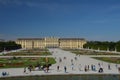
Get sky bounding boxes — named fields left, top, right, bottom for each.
left=0, top=0, right=120, bottom=41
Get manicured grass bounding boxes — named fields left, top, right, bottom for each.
left=0, top=57, right=56, bottom=68
left=92, top=57, right=120, bottom=64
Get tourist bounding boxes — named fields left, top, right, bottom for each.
left=43, top=67, right=47, bottom=72
left=108, top=64, right=111, bottom=70
left=93, top=65, right=96, bottom=71
left=118, top=67, right=120, bottom=73
left=87, top=65, right=89, bottom=71
left=28, top=65, right=32, bottom=72
left=71, top=59, right=73, bottom=63
left=57, top=65, right=59, bottom=71
left=84, top=65, right=88, bottom=72
left=91, top=64, right=94, bottom=71
left=64, top=66, right=67, bottom=73
left=71, top=63, right=74, bottom=71
left=98, top=62, right=100, bottom=67
left=79, top=54, right=80, bottom=57
left=64, top=57, right=66, bottom=59
left=24, top=67, right=26, bottom=73
left=78, top=64, right=82, bottom=71
left=98, top=65, right=103, bottom=73
left=59, top=57, right=62, bottom=62
left=2, top=71, right=9, bottom=76
left=46, top=66, right=49, bottom=73
left=74, top=56, right=77, bottom=60
left=115, top=64, right=118, bottom=69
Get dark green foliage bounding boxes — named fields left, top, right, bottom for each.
left=0, top=41, right=21, bottom=52
left=83, top=41, right=120, bottom=51
left=116, top=41, right=120, bottom=52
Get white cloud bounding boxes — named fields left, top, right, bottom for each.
left=0, top=0, right=60, bottom=11
left=0, top=0, right=37, bottom=7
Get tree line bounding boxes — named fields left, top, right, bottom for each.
left=0, top=41, right=21, bottom=52
left=83, top=41, right=120, bottom=52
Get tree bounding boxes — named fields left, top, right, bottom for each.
left=83, top=41, right=116, bottom=51
left=0, top=41, right=21, bottom=52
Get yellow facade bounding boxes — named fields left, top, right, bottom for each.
left=16, top=37, right=86, bottom=49
left=59, top=38, right=86, bottom=49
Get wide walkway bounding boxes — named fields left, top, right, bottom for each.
left=0, top=48, right=120, bottom=77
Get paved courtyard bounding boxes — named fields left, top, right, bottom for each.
left=0, top=48, right=120, bottom=77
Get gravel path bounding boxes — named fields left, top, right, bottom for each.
left=0, top=48, right=120, bottom=77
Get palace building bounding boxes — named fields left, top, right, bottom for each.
left=15, top=37, right=86, bottom=49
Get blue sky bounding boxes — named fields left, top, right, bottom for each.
left=0, top=0, right=120, bottom=41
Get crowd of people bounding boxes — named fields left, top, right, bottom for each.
left=55, top=56, right=120, bottom=73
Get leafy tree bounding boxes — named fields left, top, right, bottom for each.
left=0, top=41, right=21, bottom=52
left=83, top=41, right=117, bottom=51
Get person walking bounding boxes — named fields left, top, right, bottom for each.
left=84, top=65, right=88, bottom=72
left=91, top=64, right=94, bottom=71
left=24, top=67, right=26, bottom=73
left=98, top=65, right=103, bottom=73
left=64, top=66, right=67, bottom=73
left=93, top=65, right=96, bottom=71
left=71, top=59, right=73, bottom=63
left=78, top=64, right=82, bottom=71
left=57, top=65, right=59, bottom=71
left=108, top=64, right=111, bottom=70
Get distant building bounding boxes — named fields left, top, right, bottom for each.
left=15, top=37, right=87, bottom=49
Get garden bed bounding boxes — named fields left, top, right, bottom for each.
left=0, top=57, right=56, bottom=68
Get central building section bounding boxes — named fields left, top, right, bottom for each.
left=45, top=37, right=59, bottom=48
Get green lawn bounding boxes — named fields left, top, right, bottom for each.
left=63, top=49, right=120, bottom=55
left=92, top=57, right=120, bottom=64
left=0, top=57, right=56, bottom=68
